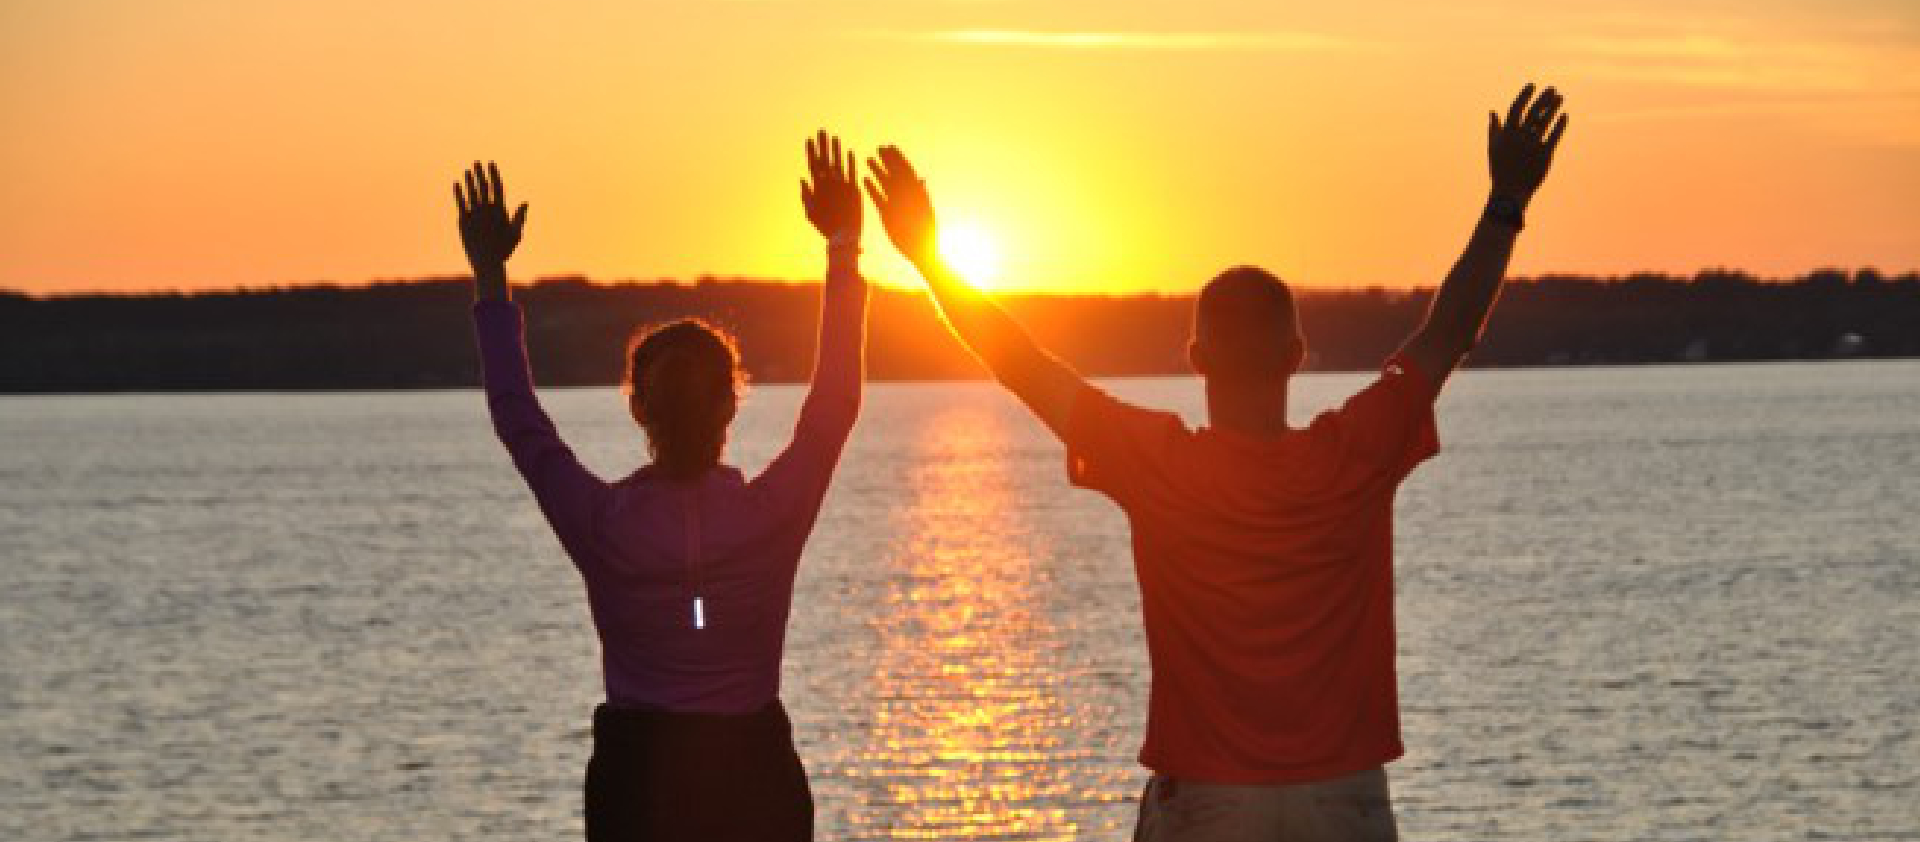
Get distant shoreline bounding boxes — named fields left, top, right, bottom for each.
left=4, top=271, right=1914, bottom=392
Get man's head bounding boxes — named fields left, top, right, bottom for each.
left=1189, top=266, right=1305, bottom=383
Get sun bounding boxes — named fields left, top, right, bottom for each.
left=938, top=222, right=1003, bottom=288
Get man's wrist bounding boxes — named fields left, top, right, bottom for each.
left=902, top=244, right=940, bottom=272
left=1483, top=190, right=1529, bottom=231
left=1488, top=184, right=1533, bottom=209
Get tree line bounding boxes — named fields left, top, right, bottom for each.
left=2, top=268, right=1914, bottom=392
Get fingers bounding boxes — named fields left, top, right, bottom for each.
left=1504, top=83, right=1534, bottom=130
left=488, top=161, right=505, bottom=206
left=465, top=168, right=482, bottom=210
left=1524, top=87, right=1562, bottom=134
left=879, top=145, right=917, bottom=182
left=867, top=146, right=921, bottom=195
left=810, top=130, right=864, bottom=187
left=511, top=202, right=528, bottom=232
left=1545, top=113, right=1569, bottom=156
left=801, top=178, right=815, bottom=214
left=453, top=182, right=468, bottom=216
left=1488, top=111, right=1499, bottom=146
left=863, top=177, right=888, bottom=213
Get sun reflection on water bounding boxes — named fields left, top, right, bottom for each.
left=849, top=404, right=1082, bottom=841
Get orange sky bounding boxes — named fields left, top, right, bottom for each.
left=3, top=0, right=1916, bottom=295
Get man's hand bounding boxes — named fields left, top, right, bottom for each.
left=1488, top=84, right=1568, bottom=204
left=801, top=131, right=862, bottom=245
left=454, top=161, right=528, bottom=300
left=863, top=146, right=937, bottom=266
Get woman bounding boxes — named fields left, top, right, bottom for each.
left=453, top=132, right=867, bottom=840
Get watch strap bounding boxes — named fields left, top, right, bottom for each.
left=1485, top=195, right=1526, bottom=231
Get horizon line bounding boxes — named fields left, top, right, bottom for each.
left=6, top=266, right=1917, bottom=301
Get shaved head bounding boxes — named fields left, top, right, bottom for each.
left=1191, top=266, right=1304, bottom=379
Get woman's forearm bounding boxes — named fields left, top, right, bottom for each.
left=807, top=243, right=868, bottom=418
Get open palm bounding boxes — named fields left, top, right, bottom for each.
left=454, top=161, right=528, bottom=272
left=801, top=131, right=862, bottom=243
left=863, top=146, right=938, bottom=266
left=1488, top=84, right=1568, bottom=201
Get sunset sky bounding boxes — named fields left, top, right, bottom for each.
left=3, top=0, right=1916, bottom=295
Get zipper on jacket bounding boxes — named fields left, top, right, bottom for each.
left=684, top=487, right=706, bottom=630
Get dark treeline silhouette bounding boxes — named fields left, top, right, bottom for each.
left=2, top=268, right=1914, bottom=392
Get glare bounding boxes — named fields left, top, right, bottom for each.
left=939, top=222, right=1004, bottom=288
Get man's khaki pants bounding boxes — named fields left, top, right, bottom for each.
left=1131, top=767, right=1398, bottom=842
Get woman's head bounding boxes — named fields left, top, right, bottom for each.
left=625, top=319, right=743, bottom=480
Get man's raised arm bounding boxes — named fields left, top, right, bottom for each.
left=864, top=146, right=1083, bottom=439
left=1400, top=83, right=1570, bottom=389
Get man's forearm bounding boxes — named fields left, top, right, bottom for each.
left=1416, top=192, right=1524, bottom=357
left=1432, top=200, right=1521, bottom=341
left=908, top=254, right=1080, bottom=436
left=911, top=256, right=1036, bottom=375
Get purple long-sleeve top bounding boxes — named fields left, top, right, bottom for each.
left=474, top=251, right=866, bottom=714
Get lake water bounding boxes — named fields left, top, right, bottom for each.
left=2, top=361, right=1917, bottom=841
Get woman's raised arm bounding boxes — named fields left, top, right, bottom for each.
left=754, top=132, right=869, bottom=497
left=458, top=161, right=610, bottom=552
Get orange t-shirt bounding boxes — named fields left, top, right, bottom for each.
left=1065, top=357, right=1440, bottom=784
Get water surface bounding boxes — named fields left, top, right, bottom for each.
left=2, top=361, right=1916, bottom=840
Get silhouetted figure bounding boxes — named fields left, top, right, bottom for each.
left=455, top=132, right=869, bottom=841
left=865, top=85, right=1569, bottom=841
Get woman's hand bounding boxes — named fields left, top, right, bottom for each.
left=863, top=145, right=937, bottom=267
left=801, top=131, right=862, bottom=246
left=454, top=161, right=528, bottom=300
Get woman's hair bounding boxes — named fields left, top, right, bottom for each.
left=624, top=319, right=744, bottom=480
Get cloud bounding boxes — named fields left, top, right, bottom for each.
left=1558, top=32, right=1920, bottom=95
left=1561, top=34, right=1747, bottom=60
left=913, top=29, right=1354, bottom=51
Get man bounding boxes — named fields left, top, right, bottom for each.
left=863, top=83, right=1569, bottom=840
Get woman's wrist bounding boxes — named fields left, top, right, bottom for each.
left=472, top=263, right=510, bottom=301
left=825, top=236, right=860, bottom=278
left=826, top=229, right=861, bottom=252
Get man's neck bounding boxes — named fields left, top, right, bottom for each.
left=1203, top=375, right=1292, bottom=439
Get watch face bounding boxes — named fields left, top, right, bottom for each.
left=1488, top=197, right=1523, bottom=225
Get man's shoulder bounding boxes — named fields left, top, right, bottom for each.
left=1072, top=383, right=1194, bottom=438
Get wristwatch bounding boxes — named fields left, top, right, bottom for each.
left=1485, top=195, right=1525, bottom=231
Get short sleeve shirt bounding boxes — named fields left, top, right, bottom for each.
left=1065, top=357, right=1440, bottom=783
